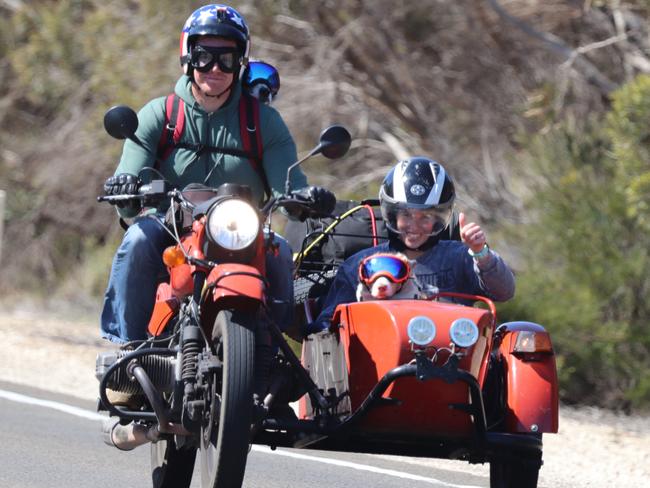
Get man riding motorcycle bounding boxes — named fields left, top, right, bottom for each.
left=100, top=4, right=335, bottom=369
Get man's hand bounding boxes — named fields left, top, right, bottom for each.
left=289, top=186, right=336, bottom=220
left=104, top=173, right=142, bottom=196
left=103, top=173, right=142, bottom=210
left=459, top=212, right=487, bottom=253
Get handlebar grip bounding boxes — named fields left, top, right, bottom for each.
left=97, top=193, right=142, bottom=202
left=97, top=180, right=172, bottom=204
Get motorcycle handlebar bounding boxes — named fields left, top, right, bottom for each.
left=273, top=194, right=335, bottom=220
left=97, top=180, right=172, bottom=204
left=97, top=179, right=334, bottom=221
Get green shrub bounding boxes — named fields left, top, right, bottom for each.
left=500, top=75, right=650, bottom=410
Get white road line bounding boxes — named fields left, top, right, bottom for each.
left=251, top=445, right=484, bottom=488
left=0, top=388, right=105, bottom=421
left=0, top=388, right=483, bottom=488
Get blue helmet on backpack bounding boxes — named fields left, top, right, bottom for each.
left=242, top=60, right=280, bottom=104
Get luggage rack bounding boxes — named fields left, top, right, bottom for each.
left=290, top=202, right=387, bottom=306
left=293, top=265, right=337, bottom=305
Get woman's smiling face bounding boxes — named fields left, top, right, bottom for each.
left=395, top=209, right=436, bottom=249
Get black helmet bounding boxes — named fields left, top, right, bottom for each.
left=379, top=157, right=455, bottom=236
left=180, top=4, right=250, bottom=77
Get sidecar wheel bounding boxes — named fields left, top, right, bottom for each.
left=199, top=310, right=255, bottom=488
left=489, top=444, right=542, bottom=488
left=151, top=437, right=196, bottom=488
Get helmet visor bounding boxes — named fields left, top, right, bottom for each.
left=190, top=46, right=240, bottom=73
left=358, top=254, right=411, bottom=285
left=383, top=204, right=453, bottom=237
left=245, top=62, right=280, bottom=94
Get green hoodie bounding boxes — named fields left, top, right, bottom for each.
left=115, top=75, right=307, bottom=217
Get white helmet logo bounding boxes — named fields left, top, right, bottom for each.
left=230, top=11, right=245, bottom=28
left=410, top=184, right=426, bottom=196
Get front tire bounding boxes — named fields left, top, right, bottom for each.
left=150, top=437, right=196, bottom=488
left=200, top=309, right=255, bottom=488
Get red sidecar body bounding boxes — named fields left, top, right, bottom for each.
left=297, top=293, right=558, bottom=468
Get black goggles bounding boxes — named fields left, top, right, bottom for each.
left=190, top=46, right=240, bottom=74
left=358, top=254, right=411, bottom=285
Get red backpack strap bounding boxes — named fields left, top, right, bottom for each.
left=156, top=94, right=185, bottom=168
left=239, top=93, right=271, bottom=199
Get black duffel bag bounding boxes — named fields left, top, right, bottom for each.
left=285, top=200, right=387, bottom=272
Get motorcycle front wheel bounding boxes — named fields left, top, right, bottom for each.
left=200, top=309, right=255, bottom=488
left=151, top=437, right=196, bottom=488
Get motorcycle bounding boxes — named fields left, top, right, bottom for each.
left=96, top=104, right=351, bottom=488
left=96, top=105, right=558, bottom=488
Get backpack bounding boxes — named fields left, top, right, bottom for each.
left=156, top=92, right=272, bottom=199
left=285, top=199, right=385, bottom=275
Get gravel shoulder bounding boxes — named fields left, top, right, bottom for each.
left=1, top=307, right=648, bottom=487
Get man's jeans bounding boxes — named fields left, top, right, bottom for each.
left=100, top=215, right=294, bottom=344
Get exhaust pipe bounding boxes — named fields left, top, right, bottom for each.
left=102, top=418, right=192, bottom=451
left=102, top=360, right=194, bottom=451
left=102, top=418, right=160, bottom=451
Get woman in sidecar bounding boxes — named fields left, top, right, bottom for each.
left=306, top=157, right=515, bottom=335
left=292, top=157, right=558, bottom=488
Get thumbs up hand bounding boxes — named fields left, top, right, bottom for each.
left=459, top=212, right=487, bottom=253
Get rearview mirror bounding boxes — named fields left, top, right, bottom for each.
left=103, top=105, right=139, bottom=140
left=315, top=125, right=352, bottom=159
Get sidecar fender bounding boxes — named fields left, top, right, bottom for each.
left=495, top=321, right=559, bottom=434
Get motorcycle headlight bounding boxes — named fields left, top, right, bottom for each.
left=206, top=199, right=260, bottom=251
left=449, top=318, right=479, bottom=348
left=407, top=316, right=436, bottom=346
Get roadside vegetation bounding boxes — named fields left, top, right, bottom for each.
left=1, top=0, right=649, bottom=410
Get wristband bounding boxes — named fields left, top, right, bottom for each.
left=468, top=244, right=490, bottom=260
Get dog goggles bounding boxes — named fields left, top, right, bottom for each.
left=358, top=254, right=411, bottom=285
left=190, top=46, right=240, bottom=73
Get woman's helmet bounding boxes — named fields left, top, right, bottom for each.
left=242, top=60, right=280, bottom=104
left=379, top=157, right=455, bottom=236
left=180, top=4, right=250, bottom=78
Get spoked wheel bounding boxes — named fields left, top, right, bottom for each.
left=151, top=437, right=197, bottom=488
left=200, top=309, right=255, bottom=488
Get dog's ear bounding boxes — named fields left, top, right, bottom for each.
left=356, top=282, right=370, bottom=302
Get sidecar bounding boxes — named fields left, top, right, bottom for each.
left=269, top=203, right=558, bottom=488
left=288, top=294, right=558, bottom=487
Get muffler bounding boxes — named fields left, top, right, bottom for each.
left=102, top=418, right=192, bottom=451
left=102, top=418, right=160, bottom=451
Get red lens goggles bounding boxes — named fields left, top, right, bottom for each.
left=358, top=254, right=411, bottom=285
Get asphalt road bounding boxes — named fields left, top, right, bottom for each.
left=0, top=382, right=490, bottom=488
